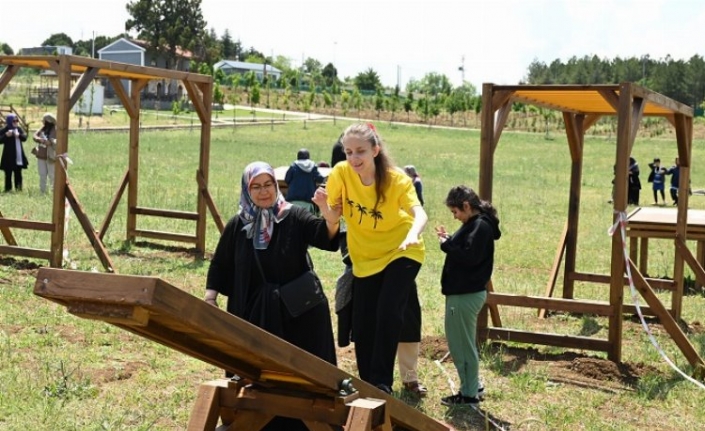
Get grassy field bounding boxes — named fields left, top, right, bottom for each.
left=1, top=120, right=705, bottom=430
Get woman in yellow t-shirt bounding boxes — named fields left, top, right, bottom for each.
left=321, top=122, right=427, bottom=394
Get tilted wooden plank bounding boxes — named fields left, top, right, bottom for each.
left=33, top=268, right=449, bottom=431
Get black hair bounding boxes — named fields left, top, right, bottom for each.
left=445, top=185, right=499, bottom=224
left=297, top=149, right=310, bottom=160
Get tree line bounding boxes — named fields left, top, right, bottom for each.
left=1, top=0, right=703, bottom=119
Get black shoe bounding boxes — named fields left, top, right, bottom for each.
left=375, top=384, right=392, bottom=394
left=441, top=392, right=479, bottom=406
left=478, top=385, right=485, bottom=400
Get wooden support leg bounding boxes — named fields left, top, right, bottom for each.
left=343, top=398, right=387, bottom=431
left=188, top=383, right=222, bottom=431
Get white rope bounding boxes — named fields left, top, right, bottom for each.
left=609, top=210, right=705, bottom=389
left=57, top=154, right=77, bottom=269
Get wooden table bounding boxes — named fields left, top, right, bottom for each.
left=626, top=206, right=705, bottom=278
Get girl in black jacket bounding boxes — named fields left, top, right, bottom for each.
left=436, top=185, right=501, bottom=406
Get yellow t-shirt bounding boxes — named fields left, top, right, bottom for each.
left=326, top=162, right=425, bottom=277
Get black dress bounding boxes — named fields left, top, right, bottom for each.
left=206, top=206, right=338, bottom=431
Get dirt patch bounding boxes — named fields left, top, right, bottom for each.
left=85, top=360, right=146, bottom=384
left=0, top=256, right=41, bottom=271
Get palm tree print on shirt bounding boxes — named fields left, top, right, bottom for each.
left=355, top=203, right=368, bottom=224
left=370, top=208, right=383, bottom=228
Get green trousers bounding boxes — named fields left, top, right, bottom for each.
left=444, top=290, right=487, bottom=397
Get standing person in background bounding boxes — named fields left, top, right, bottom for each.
left=667, top=157, right=681, bottom=205
left=647, top=158, right=667, bottom=206
left=404, top=165, right=424, bottom=206
left=436, top=185, right=501, bottom=406
left=32, top=113, right=58, bottom=194
left=0, top=114, right=29, bottom=192
left=324, top=122, right=428, bottom=394
left=628, top=156, right=641, bottom=206
left=205, top=161, right=339, bottom=431
left=284, top=148, right=325, bottom=214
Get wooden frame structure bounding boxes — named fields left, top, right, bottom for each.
left=33, top=268, right=449, bottom=431
left=0, top=55, right=225, bottom=272
left=479, top=83, right=704, bottom=373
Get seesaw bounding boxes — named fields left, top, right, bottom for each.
left=34, top=268, right=449, bottom=431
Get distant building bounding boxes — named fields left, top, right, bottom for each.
left=19, top=45, right=73, bottom=56
left=98, top=37, right=192, bottom=101
left=214, top=60, right=282, bottom=82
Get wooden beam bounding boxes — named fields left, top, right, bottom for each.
left=65, top=184, right=115, bottom=273
left=0, top=211, right=17, bottom=246
left=132, top=207, right=200, bottom=220
left=68, top=67, right=99, bottom=110
left=628, top=97, right=646, bottom=152
left=674, top=236, right=705, bottom=292
left=492, top=100, right=512, bottom=152
left=597, top=89, right=620, bottom=111
left=197, top=170, right=225, bottom=234
left=195, top=79, right=213, bottom=256
left=133, top=229, right=198, bottom=244
left=485, top=328, right=611, bottom=352
left=488, top=292, right=613, bottom=316
left=0, top=218, right=55, bottom=231
left=491, top=90, right=514, bottom=111
left=49, top=56, right=71, bottom=268
left=0, top=65, right=19, bottom=94
left=569, top=271, right=676, bottom=290
left=562, top=113, right=584, bottom=301
left=109, top=77, right=137, bottom=118
left=98, top=170, right=129, bottom=240
left=628, top=259, right=705, bottom=373
left=184, top=80, right=207, bottom=123
left=582, top=114, right=603, bottom=132
left=0, top=245, right=52, bottom=260
left=538, top=222, right=568, bottom=318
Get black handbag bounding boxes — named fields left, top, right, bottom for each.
left=253, top=250, right=325, bottom=318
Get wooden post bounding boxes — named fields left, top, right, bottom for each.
left=126, top=80, right=142, bottom=242
left=562, top=112, right=585, bottom=299
left=49, top=55, right=71, bottom=268
left=196, top=81, right=213, bottom=256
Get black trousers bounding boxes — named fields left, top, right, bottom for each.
left=3, top=167, right=22, bottom=191
left=352, top=257, right=421, bottom=388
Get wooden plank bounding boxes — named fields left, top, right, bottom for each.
left=33, top=269, right=449, bottom=431
left=132, top=207, right=200, bottom=220
left=99, top=170, right=129, bottom=240
left=562, top=112, right=584, bottom=300
left=0, top=218, right=54, bottom=231
left=492, top=100, right=512, bottom=152
left=0, top=210, right=17, bottom=245
left=628, top=259, right=705, bottom=373
left=488, top=293, right=613, bottom=316
left=569, top=272, right=676, bottom=290
left=197, top=170, right=225, bottom=234
left=195, top=80, right=214, bottom=256
left=0, top=245, right=51, bottom=260
left=109, top=77, right=137, bottom=118
left=65, top=184, right=115, bottom=273
left=485, top=328, right=611, bottom=352
left=133, top=229, right=198, bottom=244
left=50, top=56, right=71, bottom=268
left=187, top=382, right=221, bottom=431
left=539, top=222, right=567, bottom=318
left=675, top=236, right=705, bottom=290
left=68, top=67, right=99, bottom=110
left=0, top=65, right=19, bottom=94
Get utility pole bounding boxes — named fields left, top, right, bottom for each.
left=91, top=31, right=95, bottom=58
left=458, top=55, right=465, bottom=84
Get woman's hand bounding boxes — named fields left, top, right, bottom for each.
left=399, top=232, right=422, bottom=250
left=435, top=225, right=450, bottom=243
left=313, top=187, right=342, bottom=223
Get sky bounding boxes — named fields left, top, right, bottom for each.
left=4, top=0, right=705, bottom=90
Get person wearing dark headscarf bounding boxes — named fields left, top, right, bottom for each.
left=0, top=114, right=29, bottom=192
left=204, top=161, right=339, bottom=431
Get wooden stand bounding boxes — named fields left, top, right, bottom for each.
left=188, top=378, right=389, bottom=431
left=33, top=269, right=447, bottom=431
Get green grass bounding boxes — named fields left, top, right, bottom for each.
left=1, top=120, right=705, bottom=430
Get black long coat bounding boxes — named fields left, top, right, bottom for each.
left=0, top=125, right=29, bottom=170
left=207, top=205, right=339, bottom=363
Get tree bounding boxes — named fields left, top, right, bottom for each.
left=125, top=0, right=207, bottom=70
left=354, top=68, right=381, bottom=92
left=0, top=43, right=13, bottom=55
left=322, top=62, right=338, bottom=88
left=303, top=57, right=322, bottom=75
left=42, top=33, right=74, bottom=48
left=220, top=29, right=240, bottom=60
